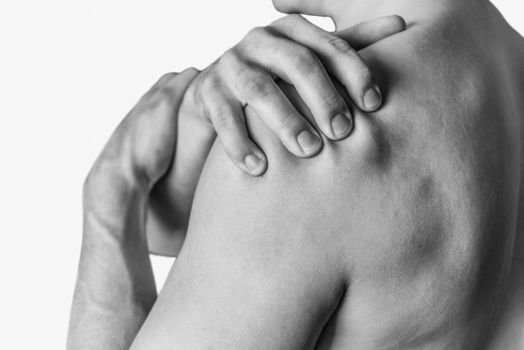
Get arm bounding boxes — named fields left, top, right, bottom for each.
left=128, top=22, right=413, bottom=350
left=132, top=13, right=522, bottom=348
left=67, top=69, right=198, bottom=350
left=67, top=17, right=408, bottom=347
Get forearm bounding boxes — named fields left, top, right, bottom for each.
left=67, top=172, right=156, bottom=350
left=66, top=68, right=199, bottom=349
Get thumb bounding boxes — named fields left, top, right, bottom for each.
left=335, top=15, right=406, bottom=50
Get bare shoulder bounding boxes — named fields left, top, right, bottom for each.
left=131, top=6, right=524, bottom=348
left=191, top=6, right=524, bottom=345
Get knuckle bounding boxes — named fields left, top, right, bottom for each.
left=212, top=114, right=235, bottom=135
left=319, top=92, right=345, bottom=113
left=240, top=74, right=274, bottom=100
left=200, top=74, right=221, bottom=95
left=143, top=75, right=182, bottom=110
left=353, top=65, right=373, bottom=87
left=200, top=76, right=226, bottom=116
left=224, top=137, right=249, bottom=160
left=150, top=72, right=177, bottom=90
left=183, top=74, right=200, bottom=103
left=158, top=71, right=177, bottom=83
left=206, top=96, right=231, bottom=119
left=290, top=46, right=318, bottom=69
left=269, top=15, right=285, bottom=28
left=136, top=92, right=167, bottom=117
left=279, top=112, right=303, bottom=134
left=180, top=73, right=208, bottom=118
left=219, top=48, right=242, bottom=69
left=327, top=37, right=354, bottom=54
left=245, top=26, right=269, bottom=41
left=293, top=52, right=323, bottom=77
left=182, top=67, right=199, bottom=76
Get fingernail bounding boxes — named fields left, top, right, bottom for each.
left=297, top=130, right=321, bottom=154
left=363, top=86, right=382, bottom=111
left=331, top=113, right=353, bottom=139
left=244, top=154, right=265, bottom=175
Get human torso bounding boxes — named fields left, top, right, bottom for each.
left=131, top=2, right=524, bottom=349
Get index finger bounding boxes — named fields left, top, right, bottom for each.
left=271, top=15, right=406, bottom=113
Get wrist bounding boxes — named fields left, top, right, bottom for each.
left=83, top=161, right=149, bottom=233
left=84, top=152, right=149, bottom=197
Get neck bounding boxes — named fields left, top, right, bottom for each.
left=327, top=0, right=476, bottom=30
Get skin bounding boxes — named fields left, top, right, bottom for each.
left=146, top=15, right=406, bottom=256
left=67, top=0, right=524, bottom=349
left=66, top=69, right=198, bottom=350
left=67, top=17, right=401, bottom=349
left=182, top=15, right=398, bottom=176
left=130, top=0, right=524, bottom=349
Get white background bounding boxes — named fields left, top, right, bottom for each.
left=1, top=1, right=522, bottom=348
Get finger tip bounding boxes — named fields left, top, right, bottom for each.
left=296, top=130, right=324, bottom=157
left=386, top=14, right=407, bottom=31
left=243, top=153, right=268, bottom=176
left=331, top=128, right=352, bottom=141
left=251, top=161, right=268, bottom=176
left=363, top=86, right=382, bottom=112
left=298, top=141, right=324, bottom=158
left=329, top=113, right=353, bottom=140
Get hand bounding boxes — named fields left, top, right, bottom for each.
left=180, top=14, right=406, bottom=176
left=145, top=15, right=407, bottom=256
left=67, top=68, right=198, bottom=350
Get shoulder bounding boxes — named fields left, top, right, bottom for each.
left=235, top=9, right=520, bottom=262
left=244, top=12, right=514, bottom=186
left=195, top=6, right=521, bottom=267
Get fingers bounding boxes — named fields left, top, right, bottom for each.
left=271, top=14, right=383, bottom=113
left=193, top=14, right=407, bottom=175
left=200, top=78, right=268, bottom=175
left=95, top=68, right=199, bottom=188
left=237, top=27, right=353, bottom=140
left=335, top=15, right=407, bottom=50
left=134, top=69, right=201, bottom=185
left=206, top=55, right=323, bottom=159
left=228, top=65, right=323, bottom=156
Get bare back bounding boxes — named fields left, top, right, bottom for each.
left=132, top=2, right=524, bottom=349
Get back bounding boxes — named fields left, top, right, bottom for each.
left=132, top=2, right=524, bottom=349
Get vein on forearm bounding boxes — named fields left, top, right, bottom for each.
left=68, top=182, right=156, bottom=350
